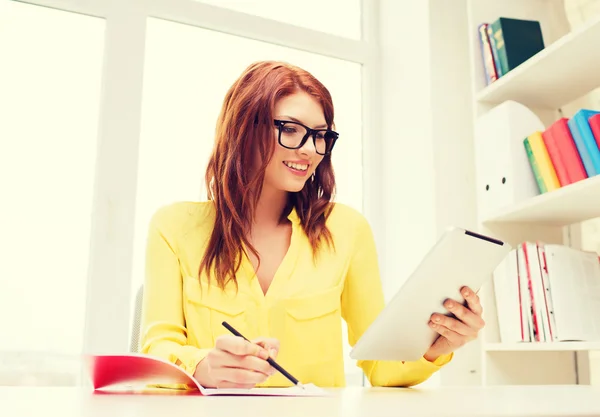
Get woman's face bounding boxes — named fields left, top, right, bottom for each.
left=262, top=91, right=327, bottom=194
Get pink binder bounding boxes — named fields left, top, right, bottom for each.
left=85, top=353, right=327, bottom=396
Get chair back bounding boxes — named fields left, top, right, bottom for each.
left=130, top=285, right=144, bottom=352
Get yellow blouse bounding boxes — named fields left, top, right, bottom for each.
left=139, top=201, right=451, bottom=388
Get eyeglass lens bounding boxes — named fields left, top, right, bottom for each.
left=278, top=121, right=336, bottom=154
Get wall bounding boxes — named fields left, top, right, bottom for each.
left=378, top=0, right=477, bottom=386
left=379, top=0, right=435, bottom=304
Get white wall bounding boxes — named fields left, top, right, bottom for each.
left=379, top=0, right=435, bottom=300
left=378, top=0, right=478, bottom=386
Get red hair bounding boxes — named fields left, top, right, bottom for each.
left=200, top=61, right=336, bottom=290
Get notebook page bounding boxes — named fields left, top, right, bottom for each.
left=199, top=383, right=330, bottom=397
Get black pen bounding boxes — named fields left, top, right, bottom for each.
left=221, top=321, right=301, bottom=387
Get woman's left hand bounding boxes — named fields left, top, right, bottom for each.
left=423, top=286, right=485, bottom=362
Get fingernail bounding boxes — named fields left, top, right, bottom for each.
left=434, top=316, right=441, bottom=322
left=446, top=301, right=454, bottom=309
left=269, top=348, right=277, bottom=357
left=430, top=322, right=437, bottom=328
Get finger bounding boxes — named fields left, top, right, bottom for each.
left=215, top=335, right=269, bottom=359
left=216, top=367, right=270, bottom=386
left=430, top=313, right=476, bottom=337
left=444, top=297, right=485, bottom=330
left=227, top=355, right=275, bottom=376
left=461, top=286, right=483, bottom=317
left=208, top=348, right=274, bottom=376
left=252, top=337, right=280, bottom=358
left=429, top=321, right=466, bottom=346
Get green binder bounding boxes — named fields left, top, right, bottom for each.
left=490, top=17, right=545, bottom=75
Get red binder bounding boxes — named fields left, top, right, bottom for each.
left=542, top=118, right=587, bottom=186
left=590, top=114, right=600, bottom=147
left=87, top=354, right=200, bottom=393
left=85, top=354, right=326, bottom=396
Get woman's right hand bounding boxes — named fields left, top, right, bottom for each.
left=194, top=335, right=280, bottom=389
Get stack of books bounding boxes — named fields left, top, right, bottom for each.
left=493, top=242, right=600, bottom=344
left=478, top=17, right=545, bottom=85
left=523, top=110, right=600, bottom=194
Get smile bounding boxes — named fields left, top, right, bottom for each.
left=283, top=161, right=309, bottom=171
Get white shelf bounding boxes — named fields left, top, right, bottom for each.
left=476, top=16, right=600, bottom=109
left=482, top=174, right=600, bottom=226
left=485, top=342, right=600, bottom=352
left=467, top=1, right=600, bottom=388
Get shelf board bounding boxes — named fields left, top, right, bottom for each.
left=485, top=342, right=600, bottom=352
left=482, top=174, right=600, bottom=226
left=476, top=16, right=600, bottom=109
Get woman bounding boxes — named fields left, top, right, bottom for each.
left=140, top=60, right=485, bottom=389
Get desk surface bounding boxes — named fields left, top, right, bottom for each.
left=1, top=385, right=599, bottom=417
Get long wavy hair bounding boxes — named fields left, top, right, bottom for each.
left=200, top=61, right=336, bottom=290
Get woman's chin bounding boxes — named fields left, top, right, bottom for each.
left=281, top=178, right=309, bottom=193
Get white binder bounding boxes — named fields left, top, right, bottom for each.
left=474, top=100, right=545, bottom=222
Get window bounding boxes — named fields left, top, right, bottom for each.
left=0, top=1, right=105, bottom=385
left=194, top=0, right=362, bottom=39
left=131, top=17, right=363, bottom=381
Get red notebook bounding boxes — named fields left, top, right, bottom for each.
left=590, top=114, right=600, bottom=147
left=542, top=118, right=587, bottom=186
left=86, top=354, right=327, bottom=396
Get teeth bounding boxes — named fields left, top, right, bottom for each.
left=284, top=161, right=308, bottom=171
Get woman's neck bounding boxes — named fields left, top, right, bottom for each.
left=253, top=186, right=288, bottom=229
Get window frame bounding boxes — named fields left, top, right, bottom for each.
left=13, top=0, right=384, bottom=381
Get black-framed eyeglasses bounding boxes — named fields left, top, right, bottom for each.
left=273, top=119, right=339, bottom=156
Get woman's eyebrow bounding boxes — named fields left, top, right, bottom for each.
left=277, top=115, right=327, bottom=129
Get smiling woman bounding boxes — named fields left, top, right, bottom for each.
left=130, top=17, right=364, bottom=385
left=199, top=61, right=338, bottom=293
left=138, top=60, right=456, bottom=390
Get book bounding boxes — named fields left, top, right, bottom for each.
left=590, top=114, right=600, bottom=145
left=568, top=109, right=600, bottom=177
left=526, top=131, right=560, bottom=192
left=478, top=23, right=498, bottom=84
left=488, top=17, right=545, bottom=76
left=492, top=246, right=523, bottom=343
left=493, top=243, right=600, bottom=344
left=486, top=24, right=503, bottom=78
left=541, top=118, right=588, bottom=186
left=523, top=136, right=547, bottom=193
left=522, top=242, right=550, bottom=342
left=86, top=353, right=329, bottom=396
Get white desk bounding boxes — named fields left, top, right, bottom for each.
left=1, top=385, right=599, bottom=417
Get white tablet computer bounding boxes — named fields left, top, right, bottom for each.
left=349, top=226, right=511, bottom=362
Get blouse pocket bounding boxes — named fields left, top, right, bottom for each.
left=281, top=285, right=343, bottom=365
left=183, top=277, right=248, bottom=347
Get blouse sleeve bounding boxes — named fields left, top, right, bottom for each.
left=340, top=213, right=452, bottom=387
left=139, top=206, right=210, bottom=378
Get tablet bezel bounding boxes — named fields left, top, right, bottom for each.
left=348, top=227, right=511, bottom=362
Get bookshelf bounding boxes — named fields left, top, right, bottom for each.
left=466, top=0, right=600, bottom=386
left=483, top=173, right=600, bottom=226
left=485, top=342, right=600, bottom=352
left=475, top=15, right=600, bottom=109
